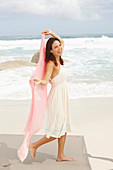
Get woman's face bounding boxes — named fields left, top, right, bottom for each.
left=50, top=40, right=62, bottom=57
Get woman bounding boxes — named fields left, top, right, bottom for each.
left=30, top=29, right=75, bottom=162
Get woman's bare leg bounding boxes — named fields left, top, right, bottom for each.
left=57, top=132, right=75, bottom=162
left=30, top=135, right=56, bottom=160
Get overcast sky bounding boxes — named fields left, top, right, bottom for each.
left=0, top=0, right=113, bottom=36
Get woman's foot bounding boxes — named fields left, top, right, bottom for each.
left=29, top=144, right=37, bottom=161
left=56, top=155, right=75, bottom=162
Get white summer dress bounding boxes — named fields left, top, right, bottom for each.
left=45, top=62, right=72, bottom=138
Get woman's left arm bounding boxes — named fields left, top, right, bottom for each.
left=50, top=31, right=64, bottom=48
left=42, top=29, right=64, bottom=49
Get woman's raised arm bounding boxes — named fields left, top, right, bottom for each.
left=42, top=29, right=64, bottom=49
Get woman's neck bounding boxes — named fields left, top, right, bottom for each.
left=55, top=56, right=60, bottom=63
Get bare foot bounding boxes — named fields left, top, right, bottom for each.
left=56, top=155, right=75, bottom=162
left=29, top=144, right=37, bottom=161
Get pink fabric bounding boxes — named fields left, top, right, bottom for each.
left=17, top=33, right=47, bottom=162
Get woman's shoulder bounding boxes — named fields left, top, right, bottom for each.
left=63, top=59, right=69, bottom=63
left=47, top=60, right=55, bottom=69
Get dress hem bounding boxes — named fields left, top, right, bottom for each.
left=45, top=129, right=72, bottom=139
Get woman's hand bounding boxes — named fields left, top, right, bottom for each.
left=42, top=29, right=52, bottom=35
left=33, top=78, right=41, bottom=86
left=42, top=30, right=64, bottom=51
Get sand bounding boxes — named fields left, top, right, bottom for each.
left=0, top=61, right=37, bottom=70
left=0, top=97, right=113, bottom=170
left=0, top=134, right=91, bottom=170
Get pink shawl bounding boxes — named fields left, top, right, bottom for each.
left=17, top=33, right=47, bottom=162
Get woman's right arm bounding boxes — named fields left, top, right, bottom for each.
left=33, top=61, right=54, bottom=86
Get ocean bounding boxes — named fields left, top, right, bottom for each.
left=0, top=33, right=113, bottom=100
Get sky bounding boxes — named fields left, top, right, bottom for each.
left=0, top=0, right=113, bottom=36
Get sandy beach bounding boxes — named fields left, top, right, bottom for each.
left=0, top=61, right=37, bottom=70
left=0, top=97, right=113, bottom=170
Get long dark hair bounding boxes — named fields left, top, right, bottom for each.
left=45, top=38, right=64, bottom=66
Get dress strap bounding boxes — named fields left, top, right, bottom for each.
left=57, top=61, right=60, bottom=64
